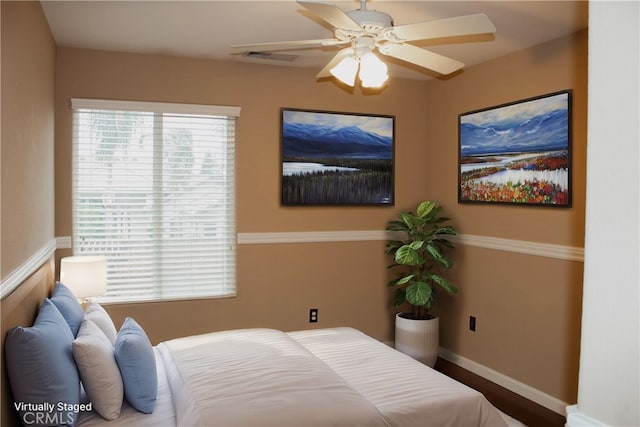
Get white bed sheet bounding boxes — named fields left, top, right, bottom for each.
left=157, top=328, right=390, bottom=427
left=289, top=327, right=511, bottom=427
left=76, top=348, right=176, bottom=427
left=75, top=327, right=525, bottom=427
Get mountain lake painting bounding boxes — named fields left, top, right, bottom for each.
left=458, top=91, right=572, bottom=206
left=281, top=108, right=394, bottom=205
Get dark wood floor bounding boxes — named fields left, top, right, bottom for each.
left=434, top=358, right=566, bottom=427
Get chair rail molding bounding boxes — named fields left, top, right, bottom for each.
left=0, top=239, right=57, bottom=300
left=237, top=231, right=584, bottom=262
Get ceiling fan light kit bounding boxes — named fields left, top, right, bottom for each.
left=330, top=36, right=389, bottom=88
left=330, top=55, right=359, bottom=86
left=232, top=0, right=496, bottom=89
left=358, top=52, right=388, bottom=87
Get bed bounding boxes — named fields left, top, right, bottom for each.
left=2, top=259, right=523, bottom=427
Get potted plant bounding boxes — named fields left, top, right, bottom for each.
left=385, top=200, right=458, bottom=366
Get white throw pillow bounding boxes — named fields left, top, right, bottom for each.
left=84, top=301, right=117, bottom=345
left=73, top=318, right=124, bottom=420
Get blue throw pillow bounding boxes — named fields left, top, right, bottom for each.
left=114, top=317, right=157, bottom=414
left=50, top=282, right=84, bottom=336
left=5, top=299, right=81, bottom=426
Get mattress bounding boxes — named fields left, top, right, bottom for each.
left=289, top=327, right=509, bottom=427
left=157, top=328, right=390, bottom=426
left=75, top=326, right=522, bottom=427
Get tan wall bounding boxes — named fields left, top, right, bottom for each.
left=52, top=31, right=586, bottom=405
left=1, top=1, right=56, bottom=278
left=54, top=48, right=430, bottom=343
left=425, top=31, right=588, bottom=403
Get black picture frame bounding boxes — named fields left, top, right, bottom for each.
left=281, top=108, right=395, bottom=206
left=458, top=90, right=572, bottom=207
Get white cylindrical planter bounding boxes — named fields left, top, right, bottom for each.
left=394, top=313, right=439, bottom=367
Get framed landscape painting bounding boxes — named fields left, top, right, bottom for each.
left=281, top=108, right=394, bottom=206
left=458, top=90, right=572, bottom=207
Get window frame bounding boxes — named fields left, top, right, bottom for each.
left=70, top=98, right=240, bottom=303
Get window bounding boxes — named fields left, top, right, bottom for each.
left=71, top=99, right=240, bottom=302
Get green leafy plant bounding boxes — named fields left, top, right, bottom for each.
left=385, top=200, right=458, bottom=320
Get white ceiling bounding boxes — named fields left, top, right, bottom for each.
left=41, top=1, right=589, bottom=80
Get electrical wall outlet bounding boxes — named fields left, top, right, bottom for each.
left=56, top=236, right=72, bottom=249
left=309, top=308, right=318, bottom=323
left=469, top=316, right=476, bottom=332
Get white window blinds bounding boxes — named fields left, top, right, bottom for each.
left=71, top=99, right=240, bottom=302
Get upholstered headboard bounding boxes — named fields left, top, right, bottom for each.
left=1, top=257, right=56, bottom=427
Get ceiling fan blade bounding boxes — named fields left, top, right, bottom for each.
left=232, top=38, right=346, bottom=51
left=316, top=48, right=353, bottom=78
left=297, top=0, right=362, bottom=32
left=379, top=43, right=464, bottom=75
left=386, top=14, right=496, bottom=43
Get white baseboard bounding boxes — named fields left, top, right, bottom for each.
left=566, top=405, right=608, bottom=426
left=438, top=348, right=569, bottom=415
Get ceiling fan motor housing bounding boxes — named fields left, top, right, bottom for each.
left=351, top=36, right=376, bottom=57
left=346, top=9, right=393, bottom=33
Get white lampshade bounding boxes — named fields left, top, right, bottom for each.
left=359, top=52, right=389, bottom=88
left=60, top=256, right=107, bottom=300
left=330, top=56, right=359, bottom=87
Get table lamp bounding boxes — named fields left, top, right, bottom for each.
left=59, top=255, right=107, bottom=301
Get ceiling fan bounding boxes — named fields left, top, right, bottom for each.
left=232, top=0, right=496, bottom=87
